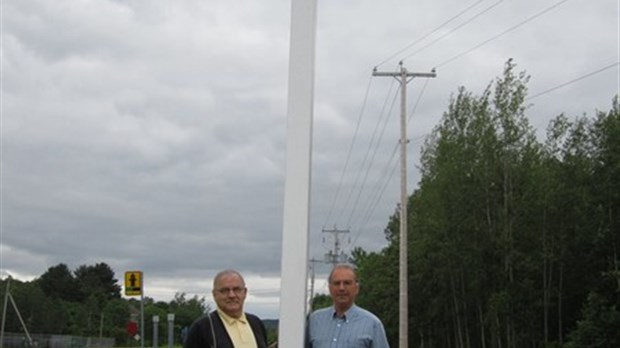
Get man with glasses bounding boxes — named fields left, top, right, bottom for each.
left=184, top=269, right=268, bottom=348
left=306, top=264, right=389, bottom=348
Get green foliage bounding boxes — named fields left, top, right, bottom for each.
left=565, top=290, right=620, bottom=347
left=351, top=246, right=399, bottom=345
left=165, top=292, right=209, bottom=344
left=0, top=277, right=52, bottom=334
left=562, top=97, right=620, bottom=347
left=310, top=293, right=332, bottom=311
left=103, top=298, right=131, bottom=344
left=266, top=326, right=278, bottom=346
left=354, top=59, right=619, bottom=347
left=74, top=263, right=122, bottom=301
left=0, top=264, right=212, bottom=347
left=167, top=292, right=208, bottom=328
left=37, top=263, right=80, bottom=301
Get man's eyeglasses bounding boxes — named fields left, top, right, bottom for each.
left=215, top=287, right=246, bottom=295
left=330, top=280, right=355, bottom=287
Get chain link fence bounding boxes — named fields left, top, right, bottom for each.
left=1, top=332, right=115, bottom=348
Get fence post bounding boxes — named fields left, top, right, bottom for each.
left=152, top=316, right=159, bottom=348
left=166, top=314, right=174, bottom=348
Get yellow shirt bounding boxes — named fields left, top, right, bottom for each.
left=217, top=309, right=258, bottom=348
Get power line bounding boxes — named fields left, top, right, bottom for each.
left=408, top=78, right=432, bottom=123
left=333, top=78, right=399, bottom=227
left=401, top=0, right=505, bottom=62
left=357, top=0, right=572, bottom=241
left=435, top=0, right=572, bottom=68
left=328, top=0, right=576, bottom=250
left=350, top=142, right=398, bottom=248
left=376, top=0, right=491, bottom=68
left=325, top=64, right=429, bottom=233
left=343, top=69, right=434, bottom=231
left=344, top=84, right=401, bottom=228
left=349, top=79, right=433, bottom=246
left=527, top=62, right=620, bottom=100
left=322, top=75, right=374, bottom=229
left=349, top=135, right=427, bottom=249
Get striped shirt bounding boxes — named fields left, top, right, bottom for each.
left=307, top=305, right=390, bottom=348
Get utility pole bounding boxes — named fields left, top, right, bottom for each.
left=0, top=279, right=34, bottom=347
left=1, top=279, right=9, bottom=348
left=307, top=258, right=322, bottom=313
left=322, top=227, right=350, bottom=267
left=372, top=62, right=436, bottom=348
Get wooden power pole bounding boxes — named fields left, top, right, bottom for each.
left=372, top=62, right=436, bottom=348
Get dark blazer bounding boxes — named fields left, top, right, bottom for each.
left=184, top=311, right=268, bottom=348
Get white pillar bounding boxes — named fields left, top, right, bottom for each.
left=278, top=0, right=317, bottom=346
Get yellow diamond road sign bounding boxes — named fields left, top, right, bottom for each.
left=125, top=271, right=143, bottom=296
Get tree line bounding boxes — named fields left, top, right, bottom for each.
left=346, top=60, right=619, bottom=347
left=0, top=263, right=208, bottom=346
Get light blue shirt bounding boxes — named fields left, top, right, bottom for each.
left=307, top=305, right=390, bottom=348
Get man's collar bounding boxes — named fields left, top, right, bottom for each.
left=217, top=308, right=248, bottom=324
left=331, top=304, right=357, bottom=320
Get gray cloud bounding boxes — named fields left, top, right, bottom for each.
left=1, top=0, right=617, bottom=319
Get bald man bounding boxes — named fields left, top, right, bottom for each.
left=184, top=269, right=268, bottom=348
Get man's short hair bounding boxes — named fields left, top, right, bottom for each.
left=328, top=263, right=358, bottom=284
left=213, top=269, right=245, bottom=288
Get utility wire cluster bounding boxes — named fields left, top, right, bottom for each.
left=317, top=0, right=617, bottom=257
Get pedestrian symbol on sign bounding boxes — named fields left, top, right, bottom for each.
left=125, top=271, right=143, bottom=296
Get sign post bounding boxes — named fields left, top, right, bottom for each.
left=125, top=271, right=144, bottom=348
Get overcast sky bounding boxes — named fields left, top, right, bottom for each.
left=1, top=0, right=618, bottom=319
